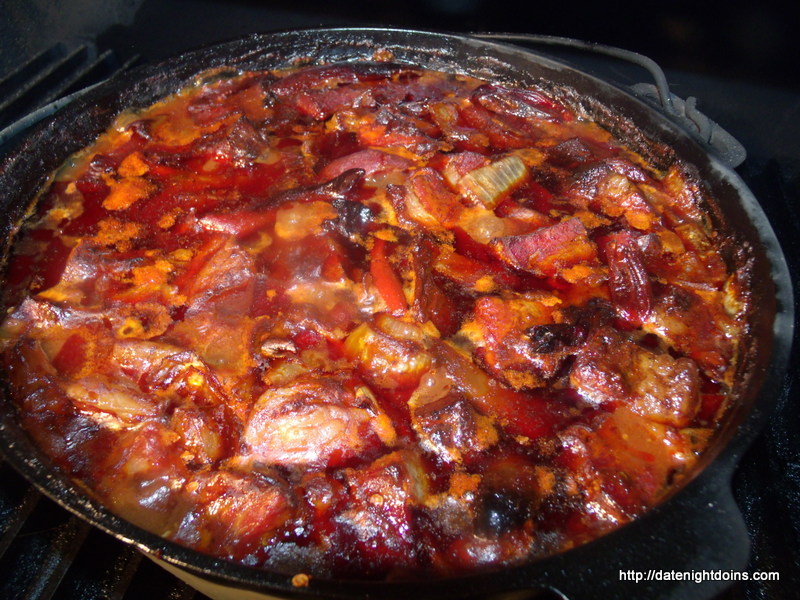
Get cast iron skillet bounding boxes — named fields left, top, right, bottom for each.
left=0, top=28, right=794, bottom=600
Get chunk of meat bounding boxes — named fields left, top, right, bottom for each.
left=2, top=339, right=117, bottom=476
left=555, top=425, right=630, bottom=536
left=97, top=421, right=189, bottom=534
left=603, top=230, right=653, bottom=327
left=644, top=285, right=738, bottom=381
left=636, top=229, right=728, bottom=289
left=406, top=241, right=462, bottom=336
left=334, top=450, right=427, bottom=572
left=181, top=237, right=256, bottom=317
left=492, top=218, right=598, bottom=278
left=409, top=370, right=498, bottom=462
left=269, top=63, right=419, bottom=121
left=242, top=376, right=396, bottom=467
left=628, top=349, right=701, bottom=426
left=458, top=293, right=564, bottom=389
left=35, top=241, right=121, bottom=308
left=472, top=84, right=570, bottom=123
left=170, top=405, right=227, bottom=465
left=200, top=117, right=270, bottom=164
left=432, top=246, right=499, bottom=293
left=319, top=148, right=413, bottom=181
left=547, top=138, right=594, bottom=168
left=111, top=341, right=237, bottom=422
left=348, top=107, right=439, bottom=155
left=403, top=167, right=464, bottom=228
left=589, top=407, right=695, bottom=504
left=112, top=339, right=191, bottom=382
left=428, top=101, right=490, bottom=151
left=176, top=470, right=293, bottom=557
left=344, top=319, right=433, bottom=389
left=64, top=375, right=160, bottom=426
left=434, top=341, right=567, bottom=440
left=414, top=396, right=498, bottom=463
left=262, top=169, right=365, bottom=211
left=594, top=173, right=657, bottom=230
left=570, top=327, right=701, bottom=426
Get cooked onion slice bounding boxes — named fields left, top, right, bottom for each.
left=457, top=155, right=527, bottom=209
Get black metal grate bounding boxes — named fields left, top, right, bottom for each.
left=0, top=459, right=204, bottom=600
left=1, top=43, right=116, bottom=128
left=0, top=42, right=138, bottom=155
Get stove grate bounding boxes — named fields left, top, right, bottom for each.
left=0, top=460, right=202, bottom=600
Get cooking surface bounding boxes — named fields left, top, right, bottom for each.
left=0, top=5, right=798, bottom=600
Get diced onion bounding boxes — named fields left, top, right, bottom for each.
left=374, top=314, right=428, bottom=344
left=275, top=201, right=338, bottom=241
left=457, top=155, right=527, bottom=209
left=457, top=206, right=509, bottom=244
left=65, top=377, right=157, bottom=423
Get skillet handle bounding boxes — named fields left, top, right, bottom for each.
left=469, top=32, right=676, bottom=114
left=470, top=32, right=747, bottom=168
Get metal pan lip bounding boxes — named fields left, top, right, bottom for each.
left=0, top=26, right=794, bottom=599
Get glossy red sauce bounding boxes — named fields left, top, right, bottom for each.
left=0, top=62, right=747, bottom=580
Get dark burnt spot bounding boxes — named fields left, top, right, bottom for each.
left=527, top=323, right=588, bottom=354
left=477, top=488, right=533, bottom=535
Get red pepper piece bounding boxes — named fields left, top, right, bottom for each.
left=370, top=238, right=407, bottom=315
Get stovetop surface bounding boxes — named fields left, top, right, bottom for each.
left=1, top=5, right=798, bottom=599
